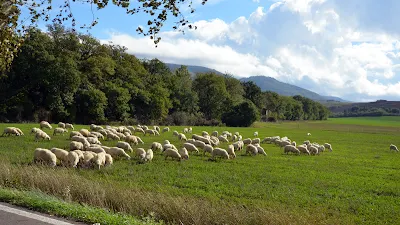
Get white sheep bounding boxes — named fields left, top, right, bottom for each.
left=202, top=144, right=213, bottom=156
left=136, top=136, right=144, bottom=144
left=251, top=138, right=260, bottom=145
left=254, top=131, right=258, bottom=137
left=50, top=148, right=69, bottom=165
left=188, top=127, right=192, bottom=133
left=284, top=145, right=300, bottom=155
left=245, top=144, right=258, bottom=156
left=150, top=142, right=162, bottom=152
left=162, top=127, right=170, bottom=133
left=91, top=152, right=106, bottom=169
left=211, top=148, right=229, bottom=160
left=292, top=141, right=296, bottom=147
left=202, top=131, right=209, bottom=136
left=324, top=143, right=333, bottom=152
left=183, top=143, right=199, bottom=154
left=105, top=147, right=131, bottom=160
left=58, top=122, right=66, bottom=129
left=218, top=135, right=229, bottom=143
left=30, top=127, right=42, bottom=134
left=178, top=133, right=187, bottom=141
left=33, top=148, right=56, bottom=167
left=297, top=145, right=310, bottom=155
left=179, top=147, right=189, bottom=160
left=243, top=138, right=252, bottom=145
left=107, top=132, right=120, bottom=141
left=79, top=129, right=90, bottom=137
left=2, top=127, right=21, bottom=136
left=256, top=145, right=267, bottom=156
left=307, top=144, right=319, bottom=155
left=70, top=141, right=84, bottom=151
left=35, top=131, right=51, bottom=141
left=164, top=148, right=181, bottom=161
left=135, top=127, right=145, bottom=135
left=67, top=151, right=80, bottom=168
left=65, top=123, right=74, bottom=130
left=104, top=153, right=113, bottom=167
left=116, top=141, right=133, bottom=153
left=71, top=136, right=90, bottom=149
left=69, top=131, right=82, bottom=139
left=124, top=135, right=138, bottom=145
left=86, top=146, right=106, bottom=154
left=145, top=129, right=156, bottom=136
left=227, top=145, right=236, bottom=159
left=135, top=148, right=146, bottom=161
left=193, top=140, right=206, bottom=149
left=53, top=128, right=68, bottom=136
left=307, top=133, right=311, bottom=136
left=39, top=121, right=52, bottom=129
left=144, top=149, right=154, bottom=162
left=390, top=144, right=399, bottom=152
left=183, top=128, right=189, bottom=133
left=211, top=131, right=219, bottom=137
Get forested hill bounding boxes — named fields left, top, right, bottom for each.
left=166, top=64, right=347, bottom=103
left=0, top=24, right=330, bottom=126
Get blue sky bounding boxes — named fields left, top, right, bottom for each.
left=18, top=0, right=400, bottom=102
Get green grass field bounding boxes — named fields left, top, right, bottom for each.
left=0, top=117, right=399, bottom=225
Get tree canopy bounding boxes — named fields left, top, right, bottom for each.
left=0, top=0, right=208, bottom=75
left=0, top=25, right=330, bottom=126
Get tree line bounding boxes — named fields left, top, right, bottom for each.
left=0, top=24, right=329, bottom=126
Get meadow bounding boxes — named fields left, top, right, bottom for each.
left=0, top=117, right=399, bottom=225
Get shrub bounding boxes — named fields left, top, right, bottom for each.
left=221, top=101, right=260, bottom=127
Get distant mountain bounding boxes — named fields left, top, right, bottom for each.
left=166, top=63, right=224, bottom=77
left=165, top=63, right=348, bottom=103
left=240, top=76, right=349, bottom=103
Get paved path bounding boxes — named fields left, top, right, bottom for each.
left=0, top=202, right=88, bottom=225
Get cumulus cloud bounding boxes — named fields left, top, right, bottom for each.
left=102, top=0, right=400, bottom=101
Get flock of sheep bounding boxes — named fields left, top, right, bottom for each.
left=2, top=121, right=398, bottom=170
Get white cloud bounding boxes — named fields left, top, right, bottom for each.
left=102, top=0, right=400, bottom=102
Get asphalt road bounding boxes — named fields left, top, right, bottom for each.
left=0, top=202, right=88, bottom=225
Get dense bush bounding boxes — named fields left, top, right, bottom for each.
left=222, top=101, right=260, bottom=127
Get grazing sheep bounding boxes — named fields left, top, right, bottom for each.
left=151, top=142, right=163, bottom=152
left=307, top=144, right=319, bottom=155
left=292, top=141, right=297, bottom=147
left=164, top=148, right=181, bottom=161
left=211, top=148, right=230, bottom=160
left=91, top=152, right=106, bottom=169
left=53, top=128, right=68, bottom=136
left=284, top=145, right=300, bottom=155
left=35, top=131, right=51, bottom=141
left=227, top=145, right=236, bottom=159
left=69, top=131, right=82, bottom=139
left=254, top=131, right=258, bottom=137
left=162, top=127, right=170, bottom=133
left=297, top=145, right=310, bottom=155
left=90, top=132, right=105, bottom=140
left=136, top=137, right=144, bottom=144
left=104, top=154, right=113, bottom=167
left=243, top=138, right=252, bottom=145
left=193, top=140, right=206, bottom=149
left=251, top=138, right=261, bottom=145
left=33, top=148, right=56, bottom=167
left=218, top=135, right=229, bottom=143
left=39, top=121, right=52, bottom=129
left=135, top=127, right=145, bottom=135
left=107, top=132, right=120, bottom=141
left=183, top=128, right=189, bottom=133
left=135, top=148, right=146, bottom=161
left=279, top=140, right=291, bottom=148
left=105, top=147, right=131, bottom=160
left=125, top=135, right=138, bottom=145
left=30, top=127, right=42, bottom=134
left=211, top=131, right=219, bottom=137
left=71, top=136, right=90, bottom=149
left=390, top=144, right=399, bottom=152
left=65, top=123, right=74, bottom=130
left=2, top=127, right=21, bottom=137
left=70, top=141, right=84, bottom=151
left=307, top=133, right=311, bottom=136
left=256, top=145, right=267, bottom=156
left=188, top=127, right=193, bottom=133
left=50, top=148, right=69, bottom=165
left=163, top=143, right=178, bottom=152
left=178, top=133, right=187, bottom=141
left=116, top=141, right=133, bottom=153
left=67, top=151, right=80, bottom=167
left=203, top=144, right=213, bottom=156
left=245, top=144, right=258, bottom=156
left=86, top=146, right=106, bottom=154
left=202, top=131, right=209, bottom=136
left=79, top=129, right=90, bottom=137
left=10, top=127, right=24, bottom=136
left=179, top=147, right=189, bottom=160
left=183, top=143, right=199, bottom=154
left=172, top=130, right=179, bottom=136
left=324, top=143, right=333, bottom=152
left=232, top=141, right=244, bottom=151
left=58, top=122, right=66, bottom=129
left=145, top=129, right=156, bottom=136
